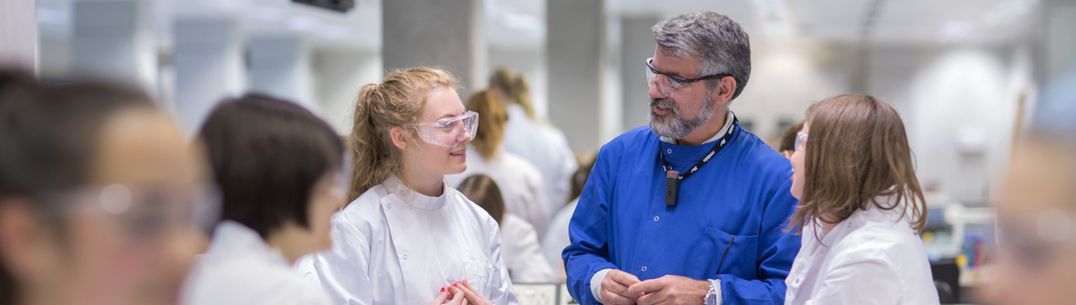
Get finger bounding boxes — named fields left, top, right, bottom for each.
left=626, top=278, right=666, bottom=297
left=636, top=291, right=670, bottom=305
left=449, top=287, right=467, bottom=305
left=609, top=270, right=641, bottom=286
left=460, top=280, right=483, bottom=298
left=431, top=290, right=450, bottom=305
left=600, top=290, right=634, bottom=305
left=456, top=283, right=488, bottom=304
left=603, top=278, right=630, bottom=296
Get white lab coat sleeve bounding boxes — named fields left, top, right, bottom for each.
left=484, top=215, right=520, bottom=305
left=503, top=216, right=556, bottom=283
left=804, top=250, right=900, bottom=305
left=308, top=219, right=374, bottom=305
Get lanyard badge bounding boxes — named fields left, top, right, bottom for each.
left=659, top=118, right=738, bottom=207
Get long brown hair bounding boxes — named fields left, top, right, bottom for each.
left=789, top=94, right=927, bottom=233
left=467, top=90, right=508, bottom=160
left=349, top=67, right=457, bottom=200
left=456, top=174, right=506, bottom=225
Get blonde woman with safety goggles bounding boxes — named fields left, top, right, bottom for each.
left=298, top=68, right=517, bottom=305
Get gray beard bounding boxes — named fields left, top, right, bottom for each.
left=649, top=97, right=715, bottom=139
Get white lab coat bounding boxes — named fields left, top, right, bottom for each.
left=297, top=176, right=518, bottom=305
left=500, top=214, right=555, bottom=283
left=182, top=221, right=331, bottom=305
left=540, top=199, right=577, bottom=283
left=446, top=146, right=551, bottom=238
left=501, top=104, right=578, bottom=218
left=784, top=198, right=940, bottom=305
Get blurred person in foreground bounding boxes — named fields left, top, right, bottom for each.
left=0, top=69, right=212, bottom=305
left=979, top=68, right=1076, bottom=305
left=181, top=94, right=348, bottom=305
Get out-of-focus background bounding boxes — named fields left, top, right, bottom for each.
left=2, top=0, right=1075, bottom=304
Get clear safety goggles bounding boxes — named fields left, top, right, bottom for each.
left=795, top=131, right=809, bottom=152
left=645, top=57, right=732, bottom=96
left=411, top=111, right=479, bottom=148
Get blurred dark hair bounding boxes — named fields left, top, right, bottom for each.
left=779, top=121, right=804, bottom=153
left=197, top=93, right=344, bottom=238
left=0, top=67, right=157, bottom=305
left=457, top=174, right=505, bottom=226
left=569, top=154, right=597, bottom=204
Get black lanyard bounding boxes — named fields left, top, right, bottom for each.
left=659, top=118, right=738, bottom=207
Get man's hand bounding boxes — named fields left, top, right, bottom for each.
left=600, top=269, right=642, bottom=305
left=626, top=275, right=711, bottom=305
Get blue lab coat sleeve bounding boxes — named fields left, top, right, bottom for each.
left=562, top=144, right=618, bottom=305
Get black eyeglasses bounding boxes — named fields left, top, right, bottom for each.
left=645, top=57, right=732, bottom=92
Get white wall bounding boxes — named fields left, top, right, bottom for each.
left=866, top=45, right=1035, bottom=205
left=311, top=49, right=383, bottom=134
left=734, top=41, right=858, bottom=142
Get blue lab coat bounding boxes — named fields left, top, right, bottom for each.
left=563, top=123, right=801, bottom=305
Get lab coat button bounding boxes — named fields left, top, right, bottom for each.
left=666, top=148, right=673, bottom=154
left=653, top=216, right=660, bottom=222
left=641, top=266, right=648, bottom=272
left=401, top=253, right=409, bottom=260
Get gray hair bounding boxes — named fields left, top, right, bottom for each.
left=652, top=11, right=751, bottom=100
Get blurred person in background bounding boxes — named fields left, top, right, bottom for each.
left=978, top=68, right=1076, bottom=305
left=784, top=94, right=939, bottom=305
left=446, top=90, right=551, bottom=238
left=777, top=121, right=803, bottom=159
left=489, top=69, right=578, bottom=219
left=299, top=67, right=515, bottom=305
left=563, top=11, right=800, bottom=305
left=0, top=69, right=213, bottom=305
left=457, top=174, right=555, bottom=283
left=181, top=94, right=347, bottom=305
left=542, top=154, right=596, bottom=283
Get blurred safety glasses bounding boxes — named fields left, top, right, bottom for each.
left=34, top=183, right=221, bottom=243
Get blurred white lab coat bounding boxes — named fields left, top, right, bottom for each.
left=500, top=214, right=555, bottom=283
left=501, top=104, right=578, bottom=218
left=446, top=146, right=551, bottom=238
left=297, top=176, right=518, bottom=305
left=182, top=221, right=331, bottom=305
left=784, top=198, right=940, bottom=305
left=541, top=199, right=577, bottom=282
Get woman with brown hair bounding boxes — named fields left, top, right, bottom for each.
left=784, top=94, right=939, bottom=305
left=298, top=68, right=516, bottom=305
left=445, top=90, right=551, bottom=238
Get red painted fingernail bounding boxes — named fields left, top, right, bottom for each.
left=440, top=287, right=445, bottom=292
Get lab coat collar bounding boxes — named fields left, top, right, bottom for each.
left=660, top=111, right=736, bottom=144
left=814, top=195, right=911, bottom=248
left=209, top=221, right=289, bottom=267
left=382, top=175, right=448, bottom=210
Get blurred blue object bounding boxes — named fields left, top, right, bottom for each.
left=1034, top=67, right=1076, bottom=133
